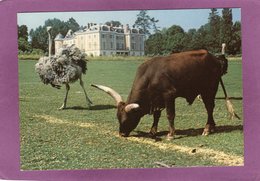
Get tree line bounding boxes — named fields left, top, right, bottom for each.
left=18, top=8, right=241, bottom=56
left=145, top=8, right=241, bottom=55
left=18, top=18, right=81, bottom=55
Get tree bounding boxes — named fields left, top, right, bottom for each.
left=164, top=25, right=188, bottom=53
left=191, top=24, right=211, bottom=50
left=221, top=8, right=233, bottom=54
left=105, top=20, right=122, bottom=27
left=30, top=25, right=49, bottom=52
left=150, top=17, right=160, bottom=33
left=134, top=10, right=159, bottom=36
left=185, top=28, right=198, bottom=50
left=134, top=10, right=159, bottom=54
left=229, top=21, right=241, bottom=55
left=30, top=18, right=80, bottom=53
left=67, top=17, right=80, bottom=32
left=18, top=37, right=31, bottom=52
left=18, top=25, right=31, bottom=52
left=145, top=8, right=241, bottom=56
left=18, top=25, right=29, bottom=41
left=208, top=8, right=222, bottom=53
left=145, top=32, right=165, bottom=55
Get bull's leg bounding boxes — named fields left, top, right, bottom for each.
left=166, top=100, right=176, bottom=140
left=150, top=111, right=161, bottom=136
left=79, top=77, right=93, bottom=107
left=201, top=95, right=216, bottom=136
left=59, top=83, right=70, bottom=110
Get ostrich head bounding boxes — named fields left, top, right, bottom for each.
left=47, top=26, right=52, bottom=32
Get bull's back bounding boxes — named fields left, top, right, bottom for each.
left=141, top=50, right=212, bottom=84
left=127, top=49, right=220, bottom=108
left=135, top=50, right=220, bottom=98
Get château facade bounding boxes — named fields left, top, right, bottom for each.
left=55, top=23, right=145, bottom=56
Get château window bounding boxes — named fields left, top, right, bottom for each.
left=103, top=42, right=106, bottom=49
left=131, top=43, right=135, bottom=50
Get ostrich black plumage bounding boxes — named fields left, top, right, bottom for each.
left=35, top=26, right=92, bottom=109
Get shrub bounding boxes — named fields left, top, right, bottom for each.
left=31, top=49, right=45, bottom=55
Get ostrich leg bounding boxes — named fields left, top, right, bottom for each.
left=79, top=77, right=93, bottom=107
left=59, top=84, right=70, bottom=110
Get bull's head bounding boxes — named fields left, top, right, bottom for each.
left=91, top=84, right=141, bottom=137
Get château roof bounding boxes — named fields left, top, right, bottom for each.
left=55, top=23, right=145, bottom=41
left=54, top=33, right=64, bottom=41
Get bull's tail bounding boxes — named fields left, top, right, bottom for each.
left=220, top=78, right=240, bottom=120
left=220, top=78, right=228, bottom=98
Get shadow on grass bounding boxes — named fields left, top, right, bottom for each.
left=89, top=104, right=116, bottom=110
left=64, top=106, right=89, bottom=110
left=215, top=97, right=243, bottom=100
left=132, top=131, right=165, bottom=142
left=64, top=104, right=116, bottom=110
left=132, top=125, right=243, bottom=141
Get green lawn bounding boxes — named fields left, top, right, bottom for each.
left=19, top=58, right=243, bottom=170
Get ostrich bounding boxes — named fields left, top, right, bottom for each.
left=35, top=26, right=92, bottom=109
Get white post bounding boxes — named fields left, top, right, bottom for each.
left=222, top=43, right=226, bottom=55
left=47, top=26, right=52, bottom=59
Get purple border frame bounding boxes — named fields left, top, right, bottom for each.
left=1, top=0, right=260, bottom=180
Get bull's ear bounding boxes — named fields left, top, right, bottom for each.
left=124, top=103, right=140, bottom=113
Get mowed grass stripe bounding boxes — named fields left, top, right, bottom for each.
left=125, top=137, right=243, bottom=166
left=34, top=115, right=94, bottom=128
left=35, top=114, right=243, bottom=166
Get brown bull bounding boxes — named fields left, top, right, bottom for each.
left=92, top=49, right=229, bottom=139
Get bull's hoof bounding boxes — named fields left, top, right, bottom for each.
left=166, top=133, right=174, bottom=140
left=149, top=128, right=157, bottom=137
left=119, top=132, right=129, bottom=137
left=202, top=130, right=210, bottom=136
left=202, top=127, right=215, bottom=136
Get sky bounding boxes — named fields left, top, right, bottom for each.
left=17, top=8, right=241, bottom=33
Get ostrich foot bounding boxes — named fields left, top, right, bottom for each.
left=58, top=104, right=66, bottom=110
left=86, top=98, right=93, bottom=108
left=86, top=102, right=92, bottom=108
left=88, top=101, right=93, bottom=106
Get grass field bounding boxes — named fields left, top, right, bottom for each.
left=19, top=57, right=243, bottom=170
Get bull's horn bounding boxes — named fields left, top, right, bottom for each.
left=91, top=84, right=123, bottom=106
left=124, top=103, right=140, bottom=113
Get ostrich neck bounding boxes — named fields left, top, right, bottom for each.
left=48, top=33, right=52, bottom=59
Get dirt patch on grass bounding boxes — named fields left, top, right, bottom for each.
left=34, top=115, right=94, bottom=128
left=127, top=137, right=243, bottom=166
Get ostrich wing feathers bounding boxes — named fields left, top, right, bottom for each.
left=35, top=45, right=88, bottom=89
